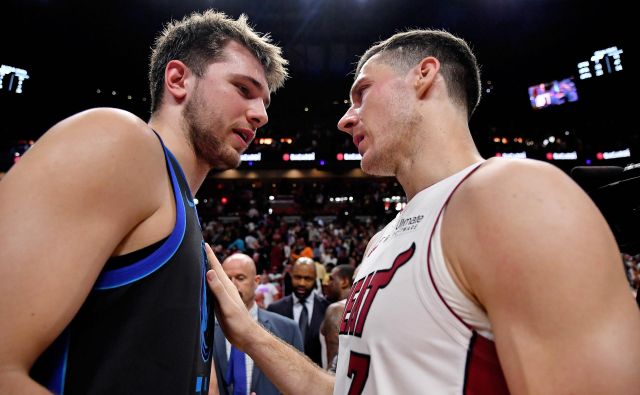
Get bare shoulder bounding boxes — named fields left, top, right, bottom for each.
left=321, top=300, right=346, bottom=334
left=447, top=157, right=599, bottom=240
left=11, top=107, right=166, bottom=203
left=0, top=107, right=169, bottom=253
left=326, top=300, right=347, bottom=316
left=457, top=157, right=579, bottom=205
left=36, top=107, right=160, bottom=161
left=442, top=157, right=623, bottom=305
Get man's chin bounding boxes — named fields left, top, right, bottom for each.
left=294, top=291, right=310, bottom=300
left=361, top=155, right=392, bottom=177
left=207, top=152, right=241, bottom=170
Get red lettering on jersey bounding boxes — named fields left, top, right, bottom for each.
left=339, top=243, right=415, bottom=337
left=347, top=351, right=371, bottom=395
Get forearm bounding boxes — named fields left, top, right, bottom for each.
left=245, top=323, right=334, bottom=395
left=0, top=370, right=53, bottom=395
left=324, top=336, right=338, bottom=371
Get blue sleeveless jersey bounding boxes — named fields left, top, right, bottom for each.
left=31, top=133, right=214, bottom=394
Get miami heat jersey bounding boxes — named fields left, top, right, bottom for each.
left=334, top=161, right=510, bottom=394
left=30, top=133, right=215, bottom=394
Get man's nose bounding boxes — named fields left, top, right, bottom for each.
left=337, top=107, right=358, bottom=134
left=247, top=99, right=268, bottom=129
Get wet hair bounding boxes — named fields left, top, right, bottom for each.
left=149, top=9, right=288, bottom=113
left=357, top=29, right=481, bottom=119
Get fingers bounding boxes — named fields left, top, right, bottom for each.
left=204, top=243, right=243, bottom=306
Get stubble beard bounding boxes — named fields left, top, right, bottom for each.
left=182, top=85, right=241, bottom=170
left=360, top=96, right=421, bottom=177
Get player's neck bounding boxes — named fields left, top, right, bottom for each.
left=397, top=131, right=482, bottom=201
left=148, top=113, right=209, bottom=194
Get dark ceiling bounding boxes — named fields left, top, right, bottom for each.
left=0, top=0, right=633, bottom=161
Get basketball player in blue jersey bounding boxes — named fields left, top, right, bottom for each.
left=206, top=29, right=640, bottom=394
left=0, top=10, right=287, bottom=394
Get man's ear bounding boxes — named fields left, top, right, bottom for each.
left=414, top=56, right=440, bottom=99
left=164, top=60, right=190, bottom=102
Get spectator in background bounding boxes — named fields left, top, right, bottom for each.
left=212, top=253, right=302, bottom=395
left=267, top=257, right=329, bottom=367
left=290, top=236, right=313, bottom=263
left=228, top=230, right=247, bottom=253
left=320, top=264, right=355, bottom=372
left=269, top=240, right=286, bottom=274
left=256, top=272, right=280, bottom=308
left=314, top=260, right=328, bottom=296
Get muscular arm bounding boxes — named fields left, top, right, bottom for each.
left=0, top=109, right=167, bottom=393
left=444, top=159, right=640, bottom=394
left=320, top=301, right=345, bottom=370
left=206, top=244, right=334, bottom=395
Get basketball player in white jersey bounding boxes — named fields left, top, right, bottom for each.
left=206, top=29, right=640, bottom=394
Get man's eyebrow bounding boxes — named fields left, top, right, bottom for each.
left=349, top=78, right=366, bottom=105
left=231, top=73, right=271, bottom=108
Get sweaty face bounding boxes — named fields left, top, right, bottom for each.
left=338, top=56, right=422, bottom=176
left=223, top=255, right=259, bottom=310
left=291, top=263, right=316, bottom=300
left=182, top=41, right=270, bottom=170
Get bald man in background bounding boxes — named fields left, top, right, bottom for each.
left=211, top=253, right=303, bottom=395
left=267, top=257, right=329, bottom=366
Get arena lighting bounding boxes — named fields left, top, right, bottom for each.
left=343, top=153, right=362, bottom=161
left=597, top=149, right=631, bottom=160
left=578, top=46, right=624, bottom=80
left=336, top=152, right=362, bottom=161
left=0, top=64, right=30, bottom=93
left=495, top=152, right=527, bottom=158
left=383, top=196, right=404, bottom=203
left=241, top=153, right=262, bottom=162
left=285, top=152, right=315, bottom=161
left=331, top=196, right=353, bottom=202
left=257, top=138, right=273, bottom=145
left=546, top=151, right=578, bottom=161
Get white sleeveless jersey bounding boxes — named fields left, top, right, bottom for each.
left=334, top=162, right=510, bottom=395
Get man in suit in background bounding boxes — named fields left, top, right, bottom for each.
left=268, top=257, right=329, bottom=366
left=212, top=253, right=303, bottom=395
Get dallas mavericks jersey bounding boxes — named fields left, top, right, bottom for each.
left=334, top=161, right=510, bottom=394
left=30, top=133, right=215, bottom=394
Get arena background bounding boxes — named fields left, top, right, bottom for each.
left=1, top=0, right=636, bottom=256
